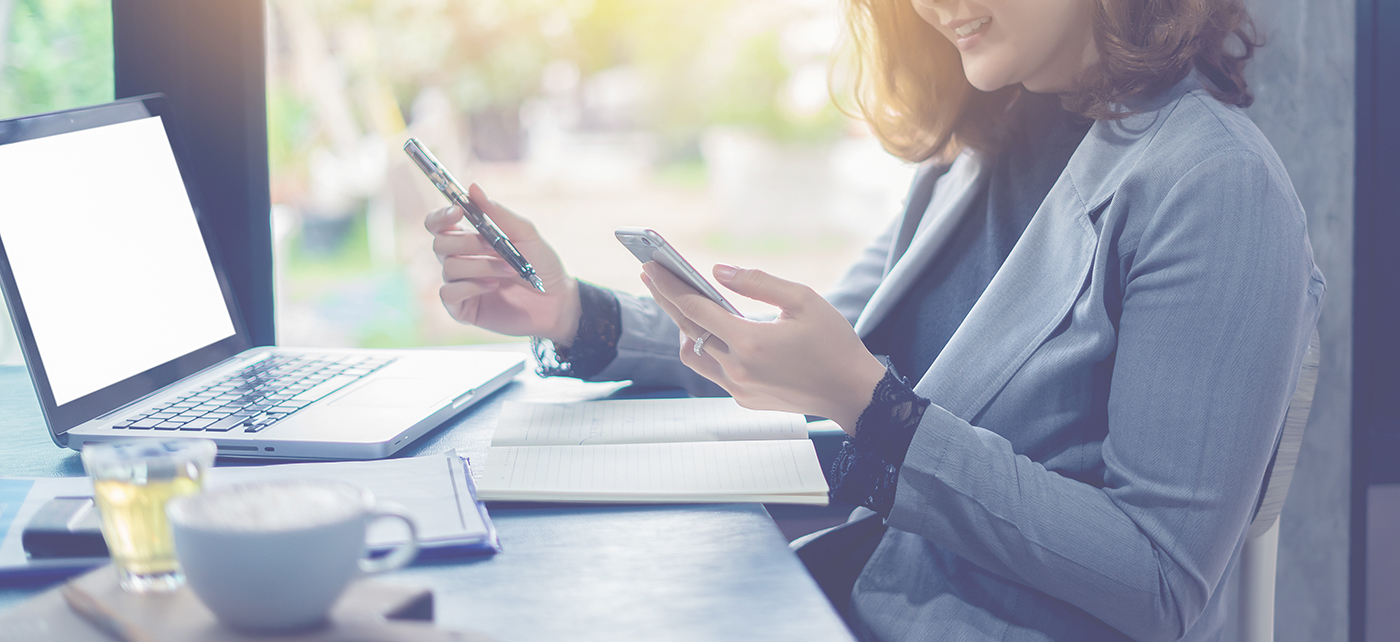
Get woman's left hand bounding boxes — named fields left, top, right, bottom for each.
left=641, top=262, right=887, bottom=433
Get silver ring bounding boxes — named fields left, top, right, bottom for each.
left=692, top=331, right=712, bottom=356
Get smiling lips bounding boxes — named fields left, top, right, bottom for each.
left=952, top=17, right=991, bottom=38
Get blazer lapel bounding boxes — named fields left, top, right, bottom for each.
left=853, top=154, right=988, bottom=337
left=912, top=102, right=1175, bottom=420
left=913, top=172, right=1100, bottom=420
left=887, top=160, right=953, bottom=269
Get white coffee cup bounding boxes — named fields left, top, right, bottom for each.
left=166, top=479, right=419, bottom=632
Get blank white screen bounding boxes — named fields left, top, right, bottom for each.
left=0, top=116, right=236, bottom=405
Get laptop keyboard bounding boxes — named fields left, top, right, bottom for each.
left=113, top=354, right=396, bottom=434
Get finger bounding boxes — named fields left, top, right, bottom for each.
left=433, top=230, right=494, bottom=261
left=440, top=278, right=500, bottom=301
left=642, top=263, right=745, bottom=337
left=442, top=255, right=520, bottom=282
left=682, top=338, right=732, bottom=376
left=641, top=271, right=709, bottom=340
left=467, top=184, right=540, bottom=242
left=711, top=264, right=812, bottom=312
left=425, top=205, right=466, bottom=234
left=675, top=331, right=739, bottom=385
left=439, top=279, right=500, bottom=320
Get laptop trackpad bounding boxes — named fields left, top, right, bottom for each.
left=328, top=378, right=461, bottom=409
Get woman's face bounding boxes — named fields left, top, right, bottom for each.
left=911, top=0, right=1099, bottom=93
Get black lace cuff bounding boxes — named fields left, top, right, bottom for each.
left=854, top=368, right=930, bottom=467
left=532, top=280, right=621, bottom=379
left=826, top=368, right=931, bottom=516
left=828, top=435, right=901, bottom=516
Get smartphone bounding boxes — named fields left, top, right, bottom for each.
left=615, top=227, right=744, bottom=317
left=20, top=496, right=108, bottom=559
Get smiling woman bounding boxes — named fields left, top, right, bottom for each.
left=910, top=0, right=1098, bottom=93
left=421, top=0, right=1326, bottom=639
left=840, top=0, right=1259, bottom=162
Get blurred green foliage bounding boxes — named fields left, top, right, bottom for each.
left=279, top=211, right=426, bottom=347
left=268, top=0, right=844, bottom=174
left=0, top=0, right=113, bottom=119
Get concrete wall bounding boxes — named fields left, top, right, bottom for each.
left=1242, top=0, right=1355, bottom=639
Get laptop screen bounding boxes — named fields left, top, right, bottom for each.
left=0, top=115, right=236, bottom=406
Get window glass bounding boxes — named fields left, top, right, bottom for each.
left=0, top=0, right=115, bottom=366
left=267, top=0, right=915, bottom=349
left=0, top=0, right=113, bottom=118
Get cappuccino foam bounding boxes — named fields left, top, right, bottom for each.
left=173, top=481, right=367, bottom=532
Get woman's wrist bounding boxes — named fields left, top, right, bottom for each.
left=830, top=354, right=890, bottom=434
left=543, top=278, right=583, bottom=348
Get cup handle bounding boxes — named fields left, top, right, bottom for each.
left=358, top=505, right=419, bottom=576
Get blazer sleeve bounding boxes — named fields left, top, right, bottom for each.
left=883, top=150, right=1325, bottom=641
left=581, top=289, right=727, bottom=396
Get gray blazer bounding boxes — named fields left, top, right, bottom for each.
left=586, top=74, right=1325, bottom=641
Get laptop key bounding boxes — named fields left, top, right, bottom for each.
left=204, top=415, right=247, bottom=432
left=154, top=421, right=184, bottom=430
left=243, top=417, right=276, bottom=433
left=180, top=417, right=219, bottom=430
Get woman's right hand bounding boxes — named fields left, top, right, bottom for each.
left=425, top=184, right=582, bottom=345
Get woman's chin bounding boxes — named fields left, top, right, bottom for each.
left=966, top=75, right=1013, bottom=94
left=960, top=62, right=1015, bottom=93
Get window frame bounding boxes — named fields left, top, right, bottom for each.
left=112, top=0, right=273, bottom=346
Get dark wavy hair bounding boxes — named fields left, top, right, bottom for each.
left=836, top=0, right=1261, bottom=162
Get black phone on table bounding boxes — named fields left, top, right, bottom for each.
left=21, top=496, right=108, bottom=559
left=614, top=227, right=744, bottom=317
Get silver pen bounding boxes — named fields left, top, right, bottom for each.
left=404, top=137, right=546, bottom=293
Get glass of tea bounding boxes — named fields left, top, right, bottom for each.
left=80, top=439, right=216, bottom=594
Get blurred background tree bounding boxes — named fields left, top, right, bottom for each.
left=0, top=0, right=113, bottom=118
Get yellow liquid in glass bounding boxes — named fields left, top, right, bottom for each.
left=92, top=475, right=201, bottom=575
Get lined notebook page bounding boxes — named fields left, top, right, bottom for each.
left=492, top=398, right=808, bottom=447
left=477, top=440, right=829, bottom=504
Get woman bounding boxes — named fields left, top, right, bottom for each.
left=426, top=0, right=1324, bottom=639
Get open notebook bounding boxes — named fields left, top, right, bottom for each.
left=477, top=398, right=830, bottom=505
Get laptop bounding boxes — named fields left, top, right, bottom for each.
left=0, top=95, right=526, bottom=460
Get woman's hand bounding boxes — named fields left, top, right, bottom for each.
left=640, top=262, right=887, bottom=433
left=425, top=184, right=581, bottom=345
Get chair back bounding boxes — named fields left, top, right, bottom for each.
left=1247, top=328, right=1321, bottom=539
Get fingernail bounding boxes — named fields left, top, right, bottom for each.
left=714, top=264, right=739, bottom=280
